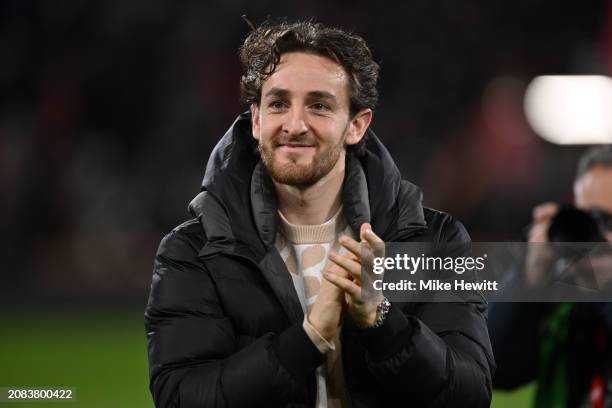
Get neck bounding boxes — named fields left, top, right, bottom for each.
left=274, top=153, right=345, bottom=225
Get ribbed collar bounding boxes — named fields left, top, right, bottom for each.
left=278, top=206, right=347, bottom=244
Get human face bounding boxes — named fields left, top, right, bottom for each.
left=574, top=165, right=612, bottom=241
left=251, top=52, right=371, bottom=188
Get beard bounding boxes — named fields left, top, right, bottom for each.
left=258, top=135, right=345, bottom=188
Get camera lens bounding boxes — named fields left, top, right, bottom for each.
left=547, top=206, right=605, bottom=243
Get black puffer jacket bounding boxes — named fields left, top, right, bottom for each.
left=145, top=112, right=495, bottom=407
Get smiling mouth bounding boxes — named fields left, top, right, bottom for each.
left=276, top=143, right=316, bottom=152
left=280, top=143, right=314, bottom=148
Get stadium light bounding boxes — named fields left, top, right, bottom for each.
left=524, top=75, right=612, bottom=144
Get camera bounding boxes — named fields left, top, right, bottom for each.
left=547, top=205, right=610, bottom=243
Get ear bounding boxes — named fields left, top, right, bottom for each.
left=250, top=103, right=261, bottom=140
left=345, top=109, right=373, bottom=146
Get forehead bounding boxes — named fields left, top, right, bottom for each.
left=575, top=165, right=612, bottom=212
left=261, top=52, right=349, bottom=101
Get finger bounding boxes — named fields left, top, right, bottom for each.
left=533, top=202, right=559, bottom=223
left=359, top=223, right=372, bottom=242
left=326, top=262, right=351, bottom=279
left=363, top=228, right=384, bottom=245
left=329, top=251, right=361, bottom=280
left=324, top=270, right=361, bottom=298
left=528, top=223, right=550, bottom=243
left=359, top=224, right=385, bottom=262
left=360, top=223, right=384, bottom=252
left=339, top=235, right=361, bottom=258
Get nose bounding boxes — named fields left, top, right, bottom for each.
left=282, top=107, right=309, bottom=136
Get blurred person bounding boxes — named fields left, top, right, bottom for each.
left=145, top=19, right=494, bottom=407
left=489, top=145, right=612, bottom=407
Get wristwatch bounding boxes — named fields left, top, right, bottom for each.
left=371, top=297, right=391, bottom=328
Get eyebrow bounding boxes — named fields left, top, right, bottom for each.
left=264, top=87, right=337, bottom=101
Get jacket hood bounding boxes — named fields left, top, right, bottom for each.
left=190, top=112, right=425, bottom=259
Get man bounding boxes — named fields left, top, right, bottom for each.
left=145, top=20, right=494, bottom=407
left=489, top=145, right=612, bottom=407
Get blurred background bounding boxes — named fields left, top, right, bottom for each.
left=1, top=0, right=611, bottom=406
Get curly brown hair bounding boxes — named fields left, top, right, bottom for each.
left=239, top=19, right=380, bottom=119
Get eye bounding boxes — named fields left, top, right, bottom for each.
left=311, top=102, right=330, bottom=111
left=269, top=100, right=287, bottom=110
